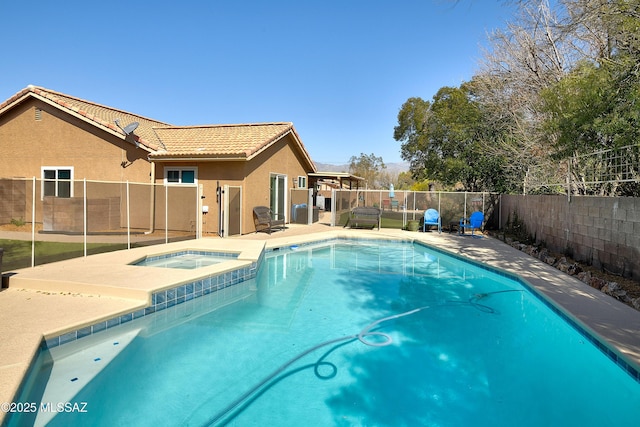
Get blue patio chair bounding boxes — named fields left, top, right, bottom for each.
left=459, top=211, right=484, bottom=237
left=423, top=208, right=441, bottom=233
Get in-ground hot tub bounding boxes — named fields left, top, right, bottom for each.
left=131, top=250, right=239, bottom=270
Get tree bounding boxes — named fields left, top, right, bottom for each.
left=541, top=55, right=640, bottom=195
left=410, top=179, right=432, bottom=191
left=396, top=171, right=416, bottom=190
left=477, top=0, right=640, bottom=195
left=541, top=60, right=615, bottom=157
left=348, top=153, right=386, bottom=189
left=538, top=0, right=640, bottom=195
left=394, top=85, right=512, bottom=192
left=393, top=97, right=431, bottom=177
left=472, top=0, right=574, bottom=193
left=401, top=0, right=640, bottom=195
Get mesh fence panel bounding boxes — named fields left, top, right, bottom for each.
left=333, top=190, right=499, bottom=231
left=85, top=180, right=128, bottom=251
left=129, top=182, right=153, bottom=234
left=166, top=184, right=198, bottom=241
left=0, top=178, right=198, bottom=270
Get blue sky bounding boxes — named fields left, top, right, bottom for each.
left=1, top=0, right=514, bottom=165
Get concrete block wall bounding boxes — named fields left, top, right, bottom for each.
left=500, top=195, right=640, bottom=281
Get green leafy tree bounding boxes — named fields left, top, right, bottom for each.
left=410, top=179, right=432, bottom=191
left=396, top=171, right=416, bottom=190
left=394, top=85, right=511, bottom=192
left=541, top=61, right=615, bottom=157
left=541, top=57, right=640, bottom=195
left=348, top=153, right=386, bottom=189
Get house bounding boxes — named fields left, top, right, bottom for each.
left=0, top=85, right=317, bottom=236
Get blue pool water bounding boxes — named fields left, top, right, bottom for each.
left=132, top=251, right=238, bottom=269
left=8, top=240, right=640, bottom=426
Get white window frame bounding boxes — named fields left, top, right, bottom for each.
left=164, top=167, right=198, bottom=185
left=297, top=176, right=307, bottom=189
left=41, top=166, right=74, bottom=198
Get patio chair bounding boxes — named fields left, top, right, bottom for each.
left=253, top=206, right=285, bottom=234
left=459, top=211, right=484, bottom=238
left=391, top=200, right=400, bottom=211
left=423, top=208, right=441, bottom=233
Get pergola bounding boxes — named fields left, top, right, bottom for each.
left=308, top=172, right=366, bottom=191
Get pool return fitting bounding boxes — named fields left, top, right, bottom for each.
left=195, top=289, right=523, bottom=426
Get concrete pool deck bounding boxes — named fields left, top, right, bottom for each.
left=1, top=223, right=639, bottom=423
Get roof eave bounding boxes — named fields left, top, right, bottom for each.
left=244, top=126, right=317, bottom=172
left=1, top=88, right=157, bottom=153
left=0, top=91, right=31, bottom=116
left=289, top=126, right=317, bottom=173
left=149, top=154, right=248, bottom=162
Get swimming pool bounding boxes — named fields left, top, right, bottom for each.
left=132, top=250, right=238, bottom=269
left=8, top=239, right=640, bottom=426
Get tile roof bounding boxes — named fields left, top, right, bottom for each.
left=0, top=86, right=316, bottom=170
left=152, top=123, right=295, bottom=159
left=0, top=85, right=169, bottom=151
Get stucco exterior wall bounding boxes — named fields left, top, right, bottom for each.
left=0, top=99, right=151, bottom=182
left=152, top=132, right=311, bottom=235
left=500, top=195, right=640, bottom=281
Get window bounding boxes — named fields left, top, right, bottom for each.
left=297, top=176, right=307, bottom=189
left=164, top=167, right=197, bottom=185
left=42, top=167, right=73, bottom=198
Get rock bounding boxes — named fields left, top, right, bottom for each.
left=538, top=248, right=549, bottom=261
left=567, top=263, right=582, bottom=276
left=557, top=260, right=570, bottom=273
left=602, top=281, right=620, bottom=293
left=589, top=277, right=606, bottom=290
left=577, top=271, right=591, bottom=284
left=499, top=238, right=639, bottom=313
left=601, top=282, right=628, bottom=301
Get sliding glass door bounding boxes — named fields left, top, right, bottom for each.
left=270, top=174, right=287, bottom=222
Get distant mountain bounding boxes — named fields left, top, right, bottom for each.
left=314, top=162, right=410, bottom=175
left=313, top=162, right=349, bottom=173
left=385, top=162, right=411, bottom=175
